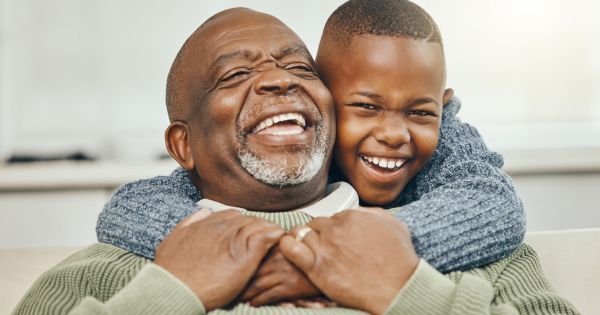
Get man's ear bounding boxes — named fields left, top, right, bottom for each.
left=442, top=88, right=454, bottom=106
left=165, top=121, right=195, bottom=171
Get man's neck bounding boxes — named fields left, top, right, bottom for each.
left=198, top=182, right=358, bottom=217
left=196, top=174, right=330, bottom=212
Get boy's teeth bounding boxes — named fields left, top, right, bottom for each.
left=362, top=155, right=405, bottom=169
left=252, top=113, right=306, bottom=134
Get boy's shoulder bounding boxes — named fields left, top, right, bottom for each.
left=441, top=97, right=462, bottom=123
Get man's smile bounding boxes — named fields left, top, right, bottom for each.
left=252, top=112, right=306, bottom=135
left=242, top=101, right=320, bottom=147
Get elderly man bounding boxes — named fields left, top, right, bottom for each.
left=14, top=7, right=577, bottom=315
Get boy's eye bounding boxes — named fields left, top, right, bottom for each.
left=352, top=103, right=379, bottom=111
left=408, top=110, right=436, bottom=117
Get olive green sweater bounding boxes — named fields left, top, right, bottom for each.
left=14, top=211, right=578, bottom=315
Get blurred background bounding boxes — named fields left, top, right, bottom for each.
left=0, top=0, right=599, bottom=248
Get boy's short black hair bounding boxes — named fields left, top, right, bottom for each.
left=322, top=0, right=443, bottom=52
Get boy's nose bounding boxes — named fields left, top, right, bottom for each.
left=253, top=68, right=300, bottom=95
left=373, top=116, right=411, bottom=148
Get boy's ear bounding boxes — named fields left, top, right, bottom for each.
left=165, top=121, right=195, bottom=171
left=442, top=88, right=454, bottom=106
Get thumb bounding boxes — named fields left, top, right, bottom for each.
left=247, top=226, right=285, bottom=257
left=279, top=235, right=316, bottom=273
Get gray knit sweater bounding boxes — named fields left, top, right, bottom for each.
left=96, top=97, right=526, bottom=272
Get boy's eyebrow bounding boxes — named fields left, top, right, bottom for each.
left=350, top=93, right=440, bottom=106
left=410, top=97, right=440, bottom=106
left=352, top=91, right=384, bottom=101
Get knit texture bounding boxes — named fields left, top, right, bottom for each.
left=96, top=97, right=526, bottom=273
left=14, top=207, right=577, bottom=315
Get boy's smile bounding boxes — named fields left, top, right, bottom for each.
left=317, top=35, right=452, bottom=205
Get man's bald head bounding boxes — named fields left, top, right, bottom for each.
left=163, top=7, right=334, bottom=210
left=165, top=8, right=296, bottom=122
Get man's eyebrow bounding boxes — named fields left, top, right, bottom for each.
left=273, top=44, right=314, bottom=62
left=212, top=49, right=259, bottom=71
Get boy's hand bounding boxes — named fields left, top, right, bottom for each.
left=240, top=246, right=321, bottom=306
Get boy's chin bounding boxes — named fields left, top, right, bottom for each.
left=358, top=190, right=401, bottom=207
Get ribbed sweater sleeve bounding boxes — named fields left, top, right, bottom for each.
left=388, top=98, right=526, bottom=272
left=96, top=168, right=201, bottom=259
left=384, top=245, right=578, bottom=315
left=68, top=264, right=204, bottom=315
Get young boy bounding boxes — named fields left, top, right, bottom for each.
left=97, top=0, right=525, bottom=306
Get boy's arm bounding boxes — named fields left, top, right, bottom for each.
left=96, top=168, right=201, bottom=259
left=389, top=98, right=526, bottom=272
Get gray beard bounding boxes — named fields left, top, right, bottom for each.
left=237, top=126, right=328, bottom=188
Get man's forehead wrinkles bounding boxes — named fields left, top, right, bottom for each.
left=219, top=23, right=292, bottom=39
left=211, top=49, right=260, bottom=71
left=210, top=42, right=312, bottom=73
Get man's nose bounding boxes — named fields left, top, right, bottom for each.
left=373, top=115, right=411, bottom=148
left=253, top=68, right=300, bottom=95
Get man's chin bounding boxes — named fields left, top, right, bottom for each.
left=238, top=151, right=324, bottom=188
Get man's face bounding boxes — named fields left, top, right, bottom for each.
left=317, top=36, right=446, bottom=205
left=179, top=10, right=334, bottom=209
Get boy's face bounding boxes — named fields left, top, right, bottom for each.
left=317, top=35, right=451, bottom=205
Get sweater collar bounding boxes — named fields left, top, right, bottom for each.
left=196, top=181, right=358, bottom=218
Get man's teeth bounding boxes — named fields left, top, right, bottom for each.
left=362, top=155, right=405, bottom=169
left=270, top=129, right=302, bottom=136
left=252, top=113, right=306, bottom=134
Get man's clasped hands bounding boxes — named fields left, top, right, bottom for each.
left=155, top=207, right=420, bottom=315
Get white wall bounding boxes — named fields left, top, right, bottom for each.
left=1, top=0, right=599, bottom=158
left=513, top=173, right=600, bottom=231
left=0, top=0, right=347, bottom=160
left=0, top=0, right=12, bottom=160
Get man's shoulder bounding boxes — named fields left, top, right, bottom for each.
left=14, top=244, right=151, bottom=313
left=460, top=244, right=542, bottom=284
left=61, top=243, right=148, bottom=264
left=49, top=243, right=150, bottom=283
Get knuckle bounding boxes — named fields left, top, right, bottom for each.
left=307, top=217, right=329, bottom=229
left=221, top=209, right=240, bottom=216
left=288, top=275, right=300, bottom=286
